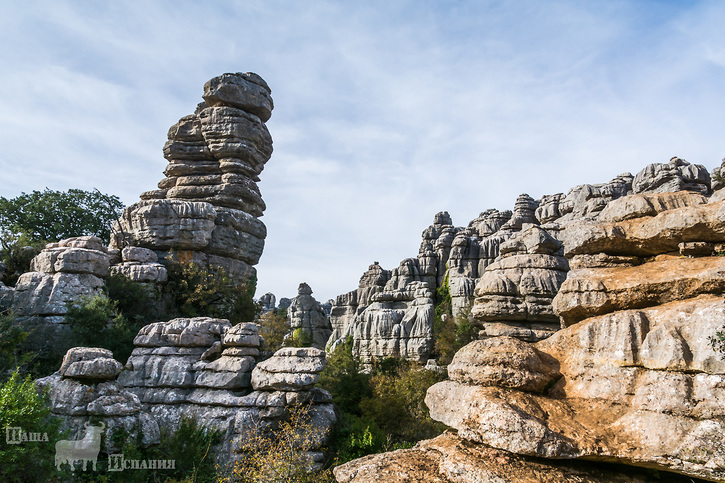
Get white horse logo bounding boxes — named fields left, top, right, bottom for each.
left=55, top=421, right=105, bottom=471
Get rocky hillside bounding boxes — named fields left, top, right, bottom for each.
left=335, top=176, right=725, bottom=482
left=327, top=157, right=719, bottom=368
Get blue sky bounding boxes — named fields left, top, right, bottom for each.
left=0, top=1, right=723, bottom=303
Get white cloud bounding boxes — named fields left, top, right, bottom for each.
left=0, top=0, right=723, bottom=302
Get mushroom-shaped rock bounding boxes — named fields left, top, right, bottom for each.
left=447, top=337, right=559, bottom=393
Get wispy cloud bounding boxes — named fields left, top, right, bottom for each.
left=0, top=0, right=723, bottom=301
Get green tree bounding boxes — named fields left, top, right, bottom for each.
left=0, top=370, right=66, bottom=482
left=0, top=188, right=123, bottom=244
left=359, top=360, right=446, bottom=445
left=163, top=262, right=260, bottom=323
left=65, top=293, right=136, bottom=363
left=0, top=312, right=33, bottom=381
left=258, top=310, right=290, bottom=353
left=318, top=338, right=372, bottom=416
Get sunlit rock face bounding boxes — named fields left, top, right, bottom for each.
left=111, top=72, right=274, bottom=283
left=329, top=157, right=720, bottom=367
left=336, top=177, right=725, bottom=482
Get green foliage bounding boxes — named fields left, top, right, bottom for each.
left=0, top=188, right=123, bottom=245
left=710, top=328, right=725, bottom=359
left=0, top=370, right=66, bottom=482
left=433, top=308, right=477, bottom=365
left=257, top=310, right=290, bottom=353
left=226, top=403, right=335, bottom=483
left=0, top=312, right=34, bottom=381
left=434, top=271, right=452, bottom=320
left=320, top=339, right=446, bottom=468
left=330, top=414, right=385, bottom=464
left=290, top=328, right=313, bottom=348
left=104, top=273, right=158, bottom=328
left=164, top=262, right=260, bottom=323
left=318, top=338, right=372, bottom=416
left=0, top=233, right=43, bottom=286
left=65, top=293, right=136, bottom=363
left=359, top=360, right=446, bottom=445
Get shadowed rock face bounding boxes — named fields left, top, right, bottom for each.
left=111, top=72, right=274, bottom=283
left=115, top=317, right=335, bottom=468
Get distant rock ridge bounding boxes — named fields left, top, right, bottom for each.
left=327, top=156, right=719, bottom=363
left=110, top=72, right=274, bottom=283
left=335, top=178, right=725, bottom=482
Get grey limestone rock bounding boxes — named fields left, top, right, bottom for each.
left=286, top=283, right=332, bottom=349
left=36, top=348, right=159, bottom=453
left=111, top=73, right=274, bottom=284
left=632, top=157, right=710, bottom=195
left=471, top=226, right=568, bottom=342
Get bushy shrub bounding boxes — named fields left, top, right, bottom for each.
left=0, top=370, right=66, bottom=482
left=0, top=312, right=33, bottom=381
left=163, top=262, right=259, bottom=323
left=433, top=308, right=477, bottom=365
left=257, top=310, right=290, bottom=353
left=359, top=360, right=446, bottom=444
left=65, top=293, right=136, bottom=363
left=104, top=273, right=158, bottom=328
left=318, top=338, right=372, bottom=416
left=226, top=403, right=334, bottom=483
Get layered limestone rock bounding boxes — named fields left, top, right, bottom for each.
left=36, top=347, right=160, bottom=452
left=349, top=280, right=435, bottom=365
left=11, top=236, right=110, bottom=324
left=329, top=157, right=719, bottom=369
left=110, top=246, right=167, bottom=283
left=117, top=317, right=334, bottom=467
left=328, top=263, right=390, bottom=352
left=471, top=226, right=568, bottom=342
left=111, top=72, right=274, bottom=283
left=632, top=157, right=711, bottom=195
left=334, top=432, right=657, bottom=483
left=338, top=182, right=725, bottom=482
left=286, top=283, right=332, bottom=349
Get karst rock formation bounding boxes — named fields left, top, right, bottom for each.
left=335, top=164, right=725, bottom=482
left=110, top=72, right=274, bottom=283
left=327, top=157, right=719, bottom=367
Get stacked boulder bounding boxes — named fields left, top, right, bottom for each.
left=471, top=226, right=568, bottom=342
left=111, top=72, right=274, bottom=283
left=117, top=317, right=335, bottom=467
left=336, top=190, right=725, bottom=482
left=36, top=347, right=160, bottom=452
left=286, top=283, right=332, bottom=349
left=110, top=246, right=167, bottom=284
left=11, top=236, right=110, bottom=328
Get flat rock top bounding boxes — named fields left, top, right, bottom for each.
left=134, top=317, right=231, bottom=347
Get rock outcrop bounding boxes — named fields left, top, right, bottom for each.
left=10, top=236, right=111, bottom=336
left=111, top=72, right=274, bottom=283
left=471, top=226, right=568, bottom=342
left=36, top=347, right=160, bottom=452
left=329, top=157, right=719, bottom=365
left=117, top=317, right=335, bottom=467
left=337, top=189, right=725, bottom=482
left=286, top=283, right=332, bottom=349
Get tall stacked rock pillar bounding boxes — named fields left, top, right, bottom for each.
left=111, top=73, right=274, bottom=283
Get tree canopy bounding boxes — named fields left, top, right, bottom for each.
left=0, top=188, right=124, bottom=245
